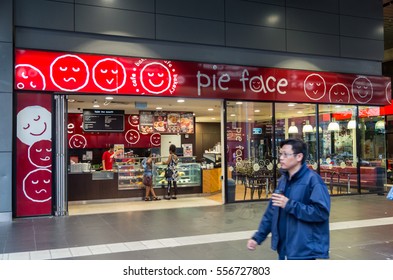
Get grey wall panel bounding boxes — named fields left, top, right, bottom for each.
left=156, top=0, right=224, bottom=21
left=341, top=37, right=384, bottom=61
left=0, top=152, right=12, bottom=212
left=0, top=93, right=12, bottom=152
left=226, top=0, right=285, bottom=28
left=226, top=23, right=286, bottom=52
left=287, top=30, right=340, bottom=56
left=241, top=0, right=285, bottom=6
left=0, top=43, right=12, bottom=92
left=287, top=8, right=339, bottom=35
left=75, top=5, right=155, bottom=39
left=15, top=0, right=74, bottom=31
left=340, top=0, right=382, bottom=19
left=341, top=15, right=383, bottom=40
left=156, top=15, right=225, bottom=46
left=0, top=0, right=12, bottom=42
left=287, top=0, right=339, bottom=13
left=76, top=0, right=155, bottom=12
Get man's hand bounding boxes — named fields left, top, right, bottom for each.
left=271, top=193, right=289, bottom=208
left=247, top=239, right=258, bottom=251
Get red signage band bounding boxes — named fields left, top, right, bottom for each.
left=15, top=49, right=391, bottom=106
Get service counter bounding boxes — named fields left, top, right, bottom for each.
left=202, top=167, right=222, bottom=193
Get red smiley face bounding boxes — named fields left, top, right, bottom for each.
left=329, top=83, right=350, bottom=103
left=69, top=134, right=87, bottom=148
left=50, top=54, right=89, bottom=91
left=28, top=139, right=52, bottom=168
left=351, top=76, right=373, bottom=104
left=125, top=129, right=140, bottom=144
left=92, top=58, right=126, bottom=92
left=140, top=62, right=171, bottom=94
left=304, top=74, right=326, bottom=101
left=23, top=169, right=52, bottom=203
left=15, top=64, right=46, bottom=90
left=150, top=133, right=161, bottom=146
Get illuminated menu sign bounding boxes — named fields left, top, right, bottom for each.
left=83, top=110, right=124, bottom=132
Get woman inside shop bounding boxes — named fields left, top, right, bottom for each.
left=164, top=144, right=179, bottom=199
left=142, top=150, right=161, bottom=201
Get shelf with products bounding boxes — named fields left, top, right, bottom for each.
left=117, top=159, right=144, bottom=190
left=153, top=162, right=201, bottom=188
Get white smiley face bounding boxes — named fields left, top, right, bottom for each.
left=150, top=133, right=161, bottom=146
left=140, top=62, right=172, bottom=94
left=352, top=76, right=373, bottom=103
left=125, top=129, right=140, bottom=145
left=304, top=74, right=326, bottom=100
left=17, top=106, right=51, bottom=146
left=92, top=58, right=126, bottom=92
left=250, top=79, right=262, bottom=92
left=23, top=169, right=52, bottom=203
left=68, top=134, right=87, bottom=148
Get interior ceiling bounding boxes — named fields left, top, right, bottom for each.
left=68, top=3, right=392, bottom=122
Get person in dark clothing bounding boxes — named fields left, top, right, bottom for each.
left=247, top=138, right=330, bottom=260
left=164, top=144, right=179, bottom=199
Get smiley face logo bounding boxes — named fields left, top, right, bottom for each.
left=69, top=134, right=87, bottom=148
left=67, top=123, right=75, bottom=134
left=250, top=78, right=263, bottom=92
left=128, top=115, right=140, bottom=126
left=140, top=62, right=172, bottom=94
left=92, top=58, right=126, bottom=92
left=150, top=133, right=161, bottom=146
left=23, top=169, right=52, bottom=203
left=125, top=129, right=140, bottom=145
left=304, top=74, right=326, bottom=101
left=28, top=139, right=52, bottom=168
left=329, top=83, right=350, bottom=103
left=386, top=82, right=391, bottom=104
left=50, top=54, right=89, bottom=91
left=352, top=76, right=373, bottom=104
left=15, top=64, right=46, bottom=90
left=17, top=106, right=51, bottom=146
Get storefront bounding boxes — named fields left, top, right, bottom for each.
left=14, top=49, right=391, bottom=217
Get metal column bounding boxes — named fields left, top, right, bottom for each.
left=54, top=95, right=68, bottom=216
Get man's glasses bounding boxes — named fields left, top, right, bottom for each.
left=278, top=152, right=297, bottom=158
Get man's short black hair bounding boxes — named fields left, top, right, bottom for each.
left=279, top=138, right=308, bottom=164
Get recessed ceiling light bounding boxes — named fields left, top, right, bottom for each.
left=254, top=109, right=260, bottom=113
left=288, top=103, right=296, bottom=107
left=208, top=108, right=214, bottom=111
left=93, top=104, right=100, bottom=108
left=211, top=117, right=216, bottom=120
left=177, top=99, right=185, bottom=103
left=105, top=96, right=114, bottom=100
left=68, top=99, right=75, bottom=103
left=156, top=107, right=162, bottom=110
left=236, top=102, right=243, bottom=105
left=230, top=114, right=236, bottom=117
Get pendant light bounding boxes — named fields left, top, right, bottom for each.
left=347, top=117, right=356, bottom=129
left=302, top=120, right=313, bottom=133
left=327, top=118, right=339, bottom=132
left=288, top=121, right=298, bottom=134
left=375, top=119, right=385, bottom=131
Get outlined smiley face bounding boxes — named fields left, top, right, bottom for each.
left=352, top=76, right=373, bottom=103
left=329, top=83, right=350, bottom=103
left=50, top=54, right=89, bottom=91
left=23, top=169, right=52, bottom=203
left=304, top=74, right=326, bottom=101
left=92, top=58, right=126, bottom=92
left=69, top=134, right=87, bottom=148
left=28, top=139, right=52, bottom=168
left=150, top=133, right=161, bottom=146
left=17, top=106, right=51, bottom=146
left=140, top=62, right=171, bottom=94
left=125, top=129, right=140, bottom=145
left=15, top=64, right=46, bottom=90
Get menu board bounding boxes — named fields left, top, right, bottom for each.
left=139, top=111, right=194, bottom=134
left=83, top=110, right=124, bottom=132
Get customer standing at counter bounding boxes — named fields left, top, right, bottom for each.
left=102, top=145, right=115, bottom=171
left=164, top=144, right=179, bottom=199
left=142, top=149, right=161, bottom=201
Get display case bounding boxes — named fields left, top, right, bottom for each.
left=117, top=162, right=144, bottom=190
left=153, top=162, right=201, bottom=188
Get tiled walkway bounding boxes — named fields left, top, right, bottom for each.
left=1, top=194, right=393, bottom=260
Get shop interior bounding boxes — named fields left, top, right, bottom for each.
left=66, top=95, right=388, bottom=215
